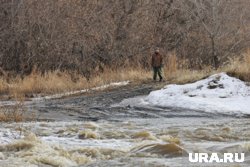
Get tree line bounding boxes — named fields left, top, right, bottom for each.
left=1, top=0, right=250, bottom=78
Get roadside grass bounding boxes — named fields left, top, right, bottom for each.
left=0, top=68, right=152, bottom=98
left=166, top=69, right=210, bottom=84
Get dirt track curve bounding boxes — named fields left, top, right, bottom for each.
left=25, top=80, right=231, bottom=122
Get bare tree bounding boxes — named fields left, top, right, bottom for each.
left=0, top=0, right=250, bottom=76
left=173, top=0, right=250, bottom=68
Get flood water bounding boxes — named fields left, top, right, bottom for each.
left=1, top=114, right=250, bottom=166
left=0, top=84, right=250, bottom=167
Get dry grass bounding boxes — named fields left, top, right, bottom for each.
left=167, top=69, right=210, bottom=84
left=0, top=99, right=25, bottom=122
left=223, top=50, right=250, bottom=82
left=0, top=67, right=151, bottom=98
left=163, top=50, right=250, bottom=84
left=0, top=107, right=24, bottom=122
left=163, top=52, right=211, bottom=84
left=89, top=67, right=151, bottom=87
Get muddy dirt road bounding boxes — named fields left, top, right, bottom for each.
left=27, top=81, right=162, bottom=121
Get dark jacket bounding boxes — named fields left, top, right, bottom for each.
left=151, top=53, right=163, bottom=67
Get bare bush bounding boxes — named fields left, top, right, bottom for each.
left=0, top=99, right=26, bottom=122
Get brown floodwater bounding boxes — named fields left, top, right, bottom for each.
left=0, top=116, right=250, bottom=167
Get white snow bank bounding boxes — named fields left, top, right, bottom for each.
left=145, top=73, right=250, bottom=115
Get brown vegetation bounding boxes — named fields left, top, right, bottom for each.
left=0, top=67, right=151, bottom=97
left=223, top=51, right=250, bottom=82
left=1, top=0, right=250, bottom=76
left=0, top=98, right=25, bottom=122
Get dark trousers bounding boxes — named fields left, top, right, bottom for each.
left=153, top=66, right=163, bottom=81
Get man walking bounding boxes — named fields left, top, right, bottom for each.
left=151, top=48, right=163, bottom=82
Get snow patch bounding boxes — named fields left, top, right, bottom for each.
left=145, top=73, right=250, bottom=115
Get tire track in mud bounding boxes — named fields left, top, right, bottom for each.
left=25, top=81, right=236, bottom=122
left=27, top=83, right=155, bottom=121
